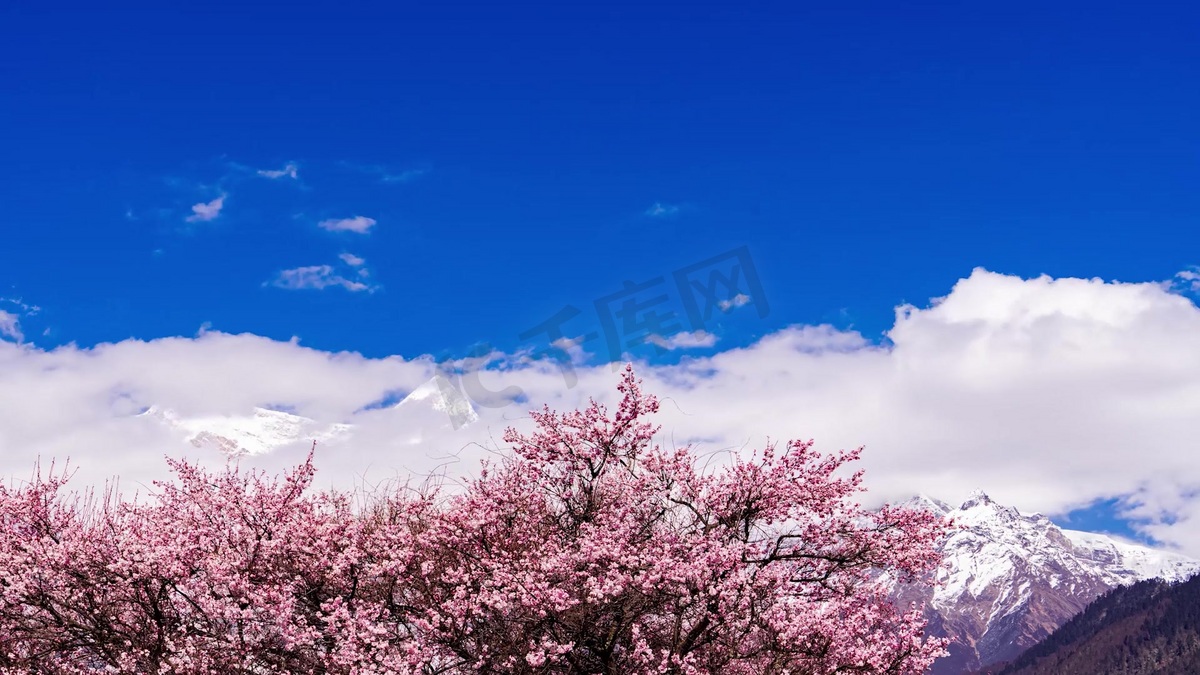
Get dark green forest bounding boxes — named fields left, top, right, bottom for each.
left=992, top=574, right=1200, bottom=675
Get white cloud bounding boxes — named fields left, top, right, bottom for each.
left=645, top=330, right=718, bottom=350
left=718, top=293, right=752, bottom=311
left=257, top=163, right=299, bottom=180
left=0, top=311, right=22, bottom=342
left=0, top=332, right=437, bottom=493
left=9, top=269, right=1200, bottom=555
left=186, top=195, right=226, bottom=223
left=0, top=298, right=40, bottom=343
left=1173, top=268, right=1200, bottom=293
left=339, top=252, right=366, bottom=267
left=319, top=216, right=377, bottom=234
left=645, top=202, right=680, bottom=217
left=268, top=265, right=374, bottom=292
left=550, top=335, right=593, bottom=366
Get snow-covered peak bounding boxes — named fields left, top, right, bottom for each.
left=898, top=493, right=954, bottom=516
left=139, top=375, right=481, bottom=458
left=960, top=489, right=994, bottom=510
left=141, top=405, right=350, bottom=456
left=893, top=492, right=1200, bottom=674
left=930, top=493, right=1198, bottom=605
left=395, top=375, right=479, bottom=429
left=1061, top=529, right=1197, bottom=585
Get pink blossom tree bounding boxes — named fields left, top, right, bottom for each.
left=0, top=366, right=947, bottom=674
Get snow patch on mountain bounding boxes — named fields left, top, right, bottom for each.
left=141, top=406, right=350, bottom=456
left=1061, top=529, right=1195, bottom=585
left=141, top=375, right=480, bottom=456
left=394, top=375, right=480, bottom=428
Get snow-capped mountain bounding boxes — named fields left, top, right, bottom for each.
left=394, top=375, right=480, bottom=429
left=892, top=491, right=1200, bottom=674
left=141, top=406, right=352, bottom=456
left=141, top=376, right=480, bottom=456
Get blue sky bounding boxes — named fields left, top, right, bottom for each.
left=3, top=2, right=1200, bottom=546
left=4, top=1, right=1198, bottom=358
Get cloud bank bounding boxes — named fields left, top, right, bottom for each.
left=5, top=269, right=1200, bottom=554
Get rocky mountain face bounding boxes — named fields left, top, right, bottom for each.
left=892, top=492, right=1199, bottom=674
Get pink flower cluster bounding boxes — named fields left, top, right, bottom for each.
left=0, top=366, right=948, bottom=673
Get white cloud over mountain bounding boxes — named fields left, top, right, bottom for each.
left=4, top=269, right=1200, bottom=554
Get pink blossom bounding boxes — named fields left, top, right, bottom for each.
left=0, top=365, right=947, bottom=673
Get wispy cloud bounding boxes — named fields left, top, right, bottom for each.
left=645, top=202, right=680, bottom=217
left=268, top=266, right=374, bottom=292
left=186, top=195, right=226, bottom=223
left=2, top=297, right=40, bottom=315
left=339, top=162, right=429, bottom=184
left=381, top=169, right=426, bottom=183
left=269, top=254, right=378, bottom=292
left=644, top=330, right=718, bottom=350
left=319, top=216, right=377, bottom=234
left=257, top=163, right=299, bottom=180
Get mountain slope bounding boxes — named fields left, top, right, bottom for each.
left=892, top=492, right=1199, bottom=674
left=996, top=575, right=1200, bottom=675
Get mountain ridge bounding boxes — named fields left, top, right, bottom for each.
left=891, top=492, right=1198, bottom=674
